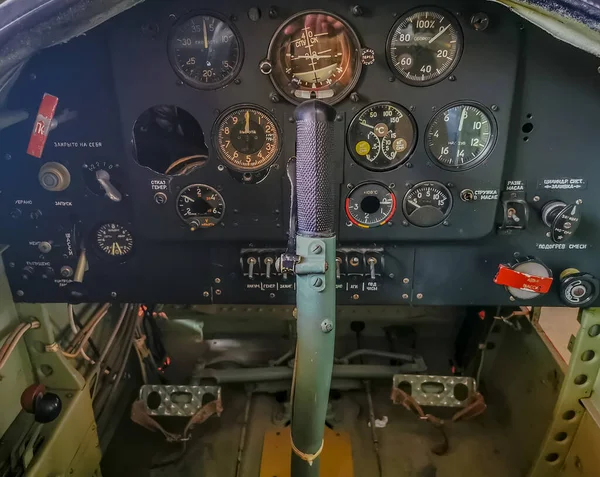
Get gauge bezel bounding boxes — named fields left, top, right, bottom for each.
left=266, top=9, right=363, bottom=105
left=425, top=100, right=498, bottom=171
left=385, top=7, right=464, bottom=87
left=346, top=101, right=418, bottom=171
left=91, top=222, right=135, bottom=263
left=345, top=182, right=397, bottom=229
left=176, top=184, right=226, bottom=226
left=402, top=181, right=453, bottom=227
left=167, top=10, right=244, bottom=91
left=212, top=104, right=282, bottom=173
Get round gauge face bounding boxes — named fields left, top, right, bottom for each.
left=426, top=102, right=496, bottom=170
left=95, top=223, right=134, bottom=258
left=214, top=106, right=281, bottom=172
left=168, top=13, right=243, bottom=90
left=347, top=102, right=417, bottom=171
left=345, top=182, right=397, bottom=228
left=176, top=184, right=225, bottom=230
left=267, top=10, right=362, bottom=104
left=83, top=161, right=122, bottom=196
left=402, top=181, right=453, bottom=227
left=387, top=8, right=463, bottom=86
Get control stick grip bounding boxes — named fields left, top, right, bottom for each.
left=294, top=100, right=336, bottom=237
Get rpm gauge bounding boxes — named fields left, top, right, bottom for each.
left=387, top=8, right=463, bottom=86
left=426, top=102, right=496, bottom=170
left=177, top=184, right=225, bottom=231
left=95, top=223, right=134, bottom=259
left=347, top=102, right=417, bottom=171
left=402, top=181, right=452, bottom=227
left=214, top=106, right=281, bottom=172
left=266, top=10, right=362, bottom=104
left=345, top=182, right=397, bottom=229
left=168, top=13, right=243, bottom=90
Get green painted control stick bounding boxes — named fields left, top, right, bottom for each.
left=289, top=100, right=337, bottom=477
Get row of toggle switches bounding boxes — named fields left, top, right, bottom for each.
left=240, top=248, right=385, bottom=281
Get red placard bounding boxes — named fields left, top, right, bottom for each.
left=27, top=94, right=59, bottom=158
left=494, top=264, right=553, bottom=294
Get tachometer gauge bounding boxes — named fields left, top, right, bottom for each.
left=345, top=182, right=397, bottom=228
left=266, top=10, right=362, bottom=104
left=95, top=223, right=134, bottom=258
left=402, top=181, right=452, bottom=227
left=177, top=184, right=225, bottom=230
left=214, top=106, right=281, bottom=172
left=168, top=13, right=243, bottom=90
left=347, top=102, right=417, bottom=171
left=386, top=8, right=463, bottom=86
left=426, top=102, right=496, bottom=170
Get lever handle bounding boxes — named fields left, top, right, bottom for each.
left=294, top=100, right=336, bottom=237
left=247, top=257, right=256, bottom=280
left=265, top=257, right=273, bottom=279
left=368, top=257, right=377, bottom=280
left=96, top=169, right=122, bottom=202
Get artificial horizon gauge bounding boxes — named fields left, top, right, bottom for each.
left=95, top=223, right=134, bottom=258
left=402, top=181, right=452, bottom=227
left=426, top=102, right=496, bottom=170
left=345, top=182, right=397, bottom=228
left=347, top=102, right=417, bottom=171
left=177, top=184, right=225, bottom=230
left=168, top=13, right=243, bottom=90
left=265, top=10, right=362, bottom=104
left=386, top=8, right=463, bottom=86
left=214, top=106, right=281, bottom=172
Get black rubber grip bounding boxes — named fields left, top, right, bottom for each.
left=294, top=100, right=336, bottom=236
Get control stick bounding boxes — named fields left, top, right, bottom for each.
left=289, top=100, right=336, bottom=477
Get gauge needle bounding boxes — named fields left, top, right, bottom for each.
left=429, top=25, right=449, bottom=44
left=408, top=199, right=421, bottom=208
left=182, top=195, right=195, bottom=203
left=203, top=19, right=208, bottom=49
left=114, top=242, right=123, bottom=255
left=245, top=111, right=250, bottom=134
left=360, top=122, right=374, bottom=129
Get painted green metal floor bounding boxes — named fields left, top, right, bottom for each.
left=102, top=385, right=524, bottom=477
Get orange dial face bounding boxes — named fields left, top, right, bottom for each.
left=215, top=106, right=281, bottom=172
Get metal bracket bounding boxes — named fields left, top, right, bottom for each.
left=392, top=374, right=477, bottom=408
left=140, top=384, right=221, bottom=417
left=528, top=307, right=600, bottom=477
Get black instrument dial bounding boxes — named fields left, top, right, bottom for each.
left=345, top=182, right=397, bottom=228
left=267, top=10, right=362, bottom=104
left=95, top=223, right=134, bottom=258
left=426, top=102, right=496, bottom=170
left=214, top=106, right=281, bottom=172
left=347, top=102, right=417, bottom=171
left=403, top=182, right=452, bottom=227
left=387, top=8, right=463, bottom=86
left=177, top=184, right=225, bottom=230
left=168, top=13, right=243, bottom=90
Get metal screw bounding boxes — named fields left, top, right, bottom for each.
left=546, top=232, right=551, bottom=238
left=169, top=13, right=177, bottom=21
left=402, top=220, right=409, bottom=227
left=350, top=92, right=360, bottom=103
left=405, top=162, right=412, bottom=168
left=215, top=289, right=222, bottom=295
left=448, top=75, right=456, bottom=81
left=402, top=293, right=409, bottom=299
left=269, top=92, right=280, bottom=103
left=533, top=195, right=540, bottom=202
left=268, top=6, right=278, bottom=18
left=346, top=221, right=353, bottom=227
left=509, top=296, right=516, bottom=302
left=310, top=244, right=322, bottom=254
left=351, top=5, right=363, bottom=16
left=471, top=12, right=490, bottom=31
left=203, top=291, right=210, bottom=298
left=321, top=319, right=334, bottom=333
left=234, top=78, right=242, bottom=85
left=217, top=165, right=225, bottom=172
left=66, top=393, right=73, bottom=398
left=388, top=76, right=395, bottom=82
left=335, top=114, right=343, bottom=122
left=269, top=293, right=276, bottom=299
left=288, top=117, right=295, bottom=123
left=352, top=294, right=359, bottom=300
left=403, top=278, right=410, bottom=284
left=346, top=183, right=353, bottom=189
left=8, top=262, right=14, bottom=268
left=491, top=104, right=499, bottom=111
left=110, top=292, right=117, bottom=298
left=4, top=153, right=11, bottom=161
left=16, top=290, right=24, bottom=297
left=443, top=220, right=450, bottom=226
left=576, top=199, right=583, bottom=205
left=416, top=293, right=423, bottom=299
left=215, top=278, right=221, bottom=284
left=388, top=273, right=395, bottom=279
left=312, top=277, right=323, bottom=287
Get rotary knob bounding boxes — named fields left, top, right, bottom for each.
left=559, top=269, right=599, bottom=307
left=541, top=201, right=582, bottom=243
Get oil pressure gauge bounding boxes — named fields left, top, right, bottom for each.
left=345, top=182, right=397, bottom=228
left=402, top=181, right=452, bottom=227
left=177, top=184, right=225, bottom=231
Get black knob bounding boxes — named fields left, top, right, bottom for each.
left=22, top=266, right=35, bottom=280
left=559, top=269, right=599, bottom=307
left=20, top=384, right=62, bottom=423
left=541, top=201, right=582, bottom=243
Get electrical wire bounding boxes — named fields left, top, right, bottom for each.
left=165, top=154, right=208, bottom=175
left=0, top=321, right=40, bottom=371
left=68, top=303, right=93, bottom=363
left=62, top=304, right=111, bottom=359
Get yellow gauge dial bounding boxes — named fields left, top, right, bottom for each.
left=95, top=223, right=134, bottom=258
left=214, top=106, right=281, bottom=172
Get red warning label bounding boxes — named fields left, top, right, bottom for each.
left=494, top=264, right=553, bottom=294
left=27, top=94, right=59, bottom=158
